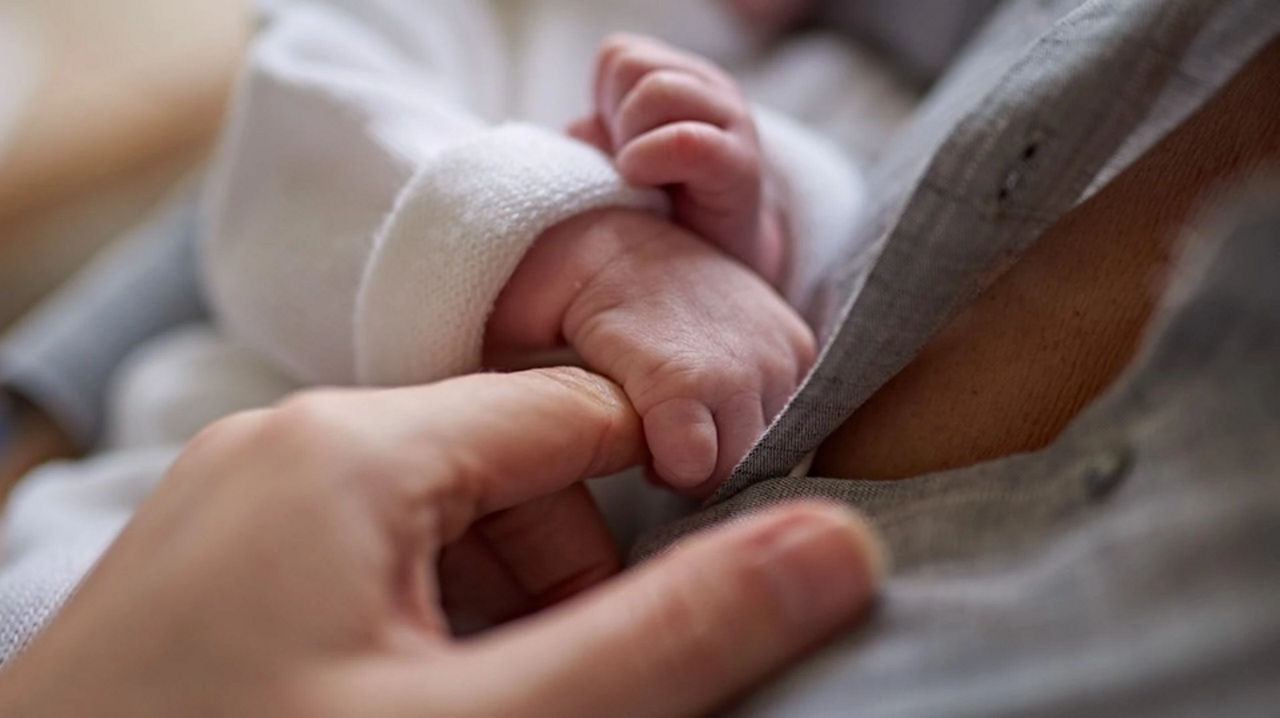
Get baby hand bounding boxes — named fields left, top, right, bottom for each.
left=486, top=210, right=814, bottom=495
left=570, top=34, right=787, bottom=287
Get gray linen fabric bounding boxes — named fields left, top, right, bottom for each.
left=817, top=0, right=1002, bottom=85
left=691, top=190, right=1280, bottom=717
left=0, top=193, right=207, bottom=447
left=722, top=0, right=1280, bottom=498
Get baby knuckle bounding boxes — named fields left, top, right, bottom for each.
left=760, top=307, right=814, bottom=359
left=720, top=136, right=761, bottom=176
left=721, top=101, right=753, bottom=130
left=778, top=357, right=808, bottom=391
left=700, top=61, right=738, bottom=90
left=753, top=344, right=795, bottom=383
left=793, top=324, right=818, bottom=363
left=614, top=50, right=657, bottom=83
left=614, top=60, right=655, bottom=94
left=666, top=124, right=718, bottom=160
left=787, top=327, right=817, bottom=369
left=633, top=358, right=714, bottom=407
left=728, top=371, right=764, bottom=399
left=666, top=359, right=726, bottom=394
left=596, top=36, right=627, bottom=71
left=634, top=69, right=683, bottom=102
left=599, top=32, right=641, bottom=59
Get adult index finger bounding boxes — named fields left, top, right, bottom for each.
left=357, top=367, right=646, bottom=538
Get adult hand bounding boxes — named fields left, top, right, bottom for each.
left=0, top=368, right=883, bottom=717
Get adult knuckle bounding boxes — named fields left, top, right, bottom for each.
left=284, top=387, right=359, bottom=419
left=183, top=408, right=268, bottom=461
left=273, top=389, right=345, bottom=433
left=252, top=389, right=365, bottom=464
left=273, top=393, right=429, bottom=502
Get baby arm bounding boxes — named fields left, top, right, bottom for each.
left=203, top=2, right=664, bottom=387
left=487, top=209, right=814, bottom=495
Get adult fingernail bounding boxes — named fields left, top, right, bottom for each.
left=751, top=504, right=885, bottom=631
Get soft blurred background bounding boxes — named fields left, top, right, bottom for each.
left=0, top=0, right=246, bottom=330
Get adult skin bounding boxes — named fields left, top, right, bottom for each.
left=0, top=367, right=882, bottom=717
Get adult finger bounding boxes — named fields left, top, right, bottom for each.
left=439, top=529, right=529, bottom=634
left=454, top=502, right=886, bottom=718
left=441, top=484, right=622, bottom=633
left=358, top=368, right=646, bottom=545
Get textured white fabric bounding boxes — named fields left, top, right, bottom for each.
left=355, top=125, right=666, bottom=385
left=0, top=327, right=303, bottom=662
left=203, top=0, right=866, bottom=387
left=0, top=449, right=178, bottom=661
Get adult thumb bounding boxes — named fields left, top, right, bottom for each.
left=451, top=501, right=886, bottom=718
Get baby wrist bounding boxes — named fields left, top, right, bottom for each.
left=354, top=125, right=666, bottom=386
left=486, top=208, right=656, bottom=355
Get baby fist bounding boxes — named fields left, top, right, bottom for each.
left=488, top=211, right=814, bottom=495
left=570, top=34, right=786, bottom=287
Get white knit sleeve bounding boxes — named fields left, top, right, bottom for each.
left=355, top=125, right=664, bottom=386
left=201, top=1, right=664, bottom=386
left=753, top=106, right=868, bottom=311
